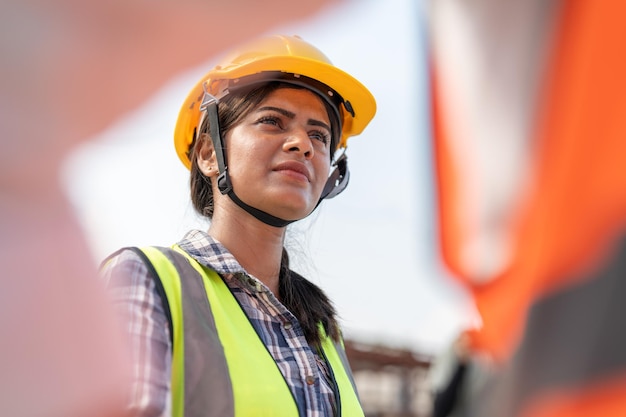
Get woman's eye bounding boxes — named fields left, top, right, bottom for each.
left=310, top=130, right=330, bottom=145
left=257, top=116, right=281, bottom=127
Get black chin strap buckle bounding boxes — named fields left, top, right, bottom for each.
left=217, top=169, right=232, bottom=195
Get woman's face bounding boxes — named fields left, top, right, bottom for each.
left=224, top=87, right=333, bottom=222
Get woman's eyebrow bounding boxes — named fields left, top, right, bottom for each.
left=258, top=106, right=294, bottom=118
left=308, top=119, right=331, bottom=133
left=257, top=106, right=331, bottom=132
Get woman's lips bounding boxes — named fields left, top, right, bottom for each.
left=274, top=161, right=311, bottom=182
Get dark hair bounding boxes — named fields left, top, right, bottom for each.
left=189, top=82, right=341, bottom=345
left=279, top=249, right=340, bottom=345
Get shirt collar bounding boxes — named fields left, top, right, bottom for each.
left=176, top=229, right=246, bottom=276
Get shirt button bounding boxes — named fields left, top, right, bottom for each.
left=305, top=375, right=315, bottom=385
left=283, top=322, right=293, bottom=330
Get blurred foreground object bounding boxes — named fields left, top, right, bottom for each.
left=430, top=0, right=626, bottom=415
left=0, top=1, right=337, bottom=416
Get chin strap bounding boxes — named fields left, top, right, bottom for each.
left=201, top=93, right=350, bottom=228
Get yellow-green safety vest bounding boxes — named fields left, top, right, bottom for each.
left=135, top=245, right=364, bottom=417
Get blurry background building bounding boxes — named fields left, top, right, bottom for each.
left=345, top=339, right=434, bottom=417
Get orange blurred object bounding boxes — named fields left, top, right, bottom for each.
left=431, top=0, right=626, bottom=415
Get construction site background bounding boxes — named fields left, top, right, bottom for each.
left=344, top=338, right=435, bottom=417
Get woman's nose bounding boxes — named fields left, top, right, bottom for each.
left=283, top=128, right=313, bottom=158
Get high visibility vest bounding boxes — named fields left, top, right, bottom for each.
left=134, top=245, right=364, bottom=417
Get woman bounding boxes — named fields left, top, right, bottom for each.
left=101, top=34, right=376, bottom=417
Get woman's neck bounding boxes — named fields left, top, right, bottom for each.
left=208, top=209, right=286, bottom=295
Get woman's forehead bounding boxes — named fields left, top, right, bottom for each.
left=256, top=87, right=331, bottom=121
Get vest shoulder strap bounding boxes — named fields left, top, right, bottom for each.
left=136, top=245, right=235, bottom=417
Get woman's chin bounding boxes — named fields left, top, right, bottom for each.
left=266, top=199, right=318, bottom=222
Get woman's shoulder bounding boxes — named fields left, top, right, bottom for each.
left=99, top=247, right=153, bottom=289
left=100, top=246, right=145, bottom=270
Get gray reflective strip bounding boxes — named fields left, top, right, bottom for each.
left=471, top=234, right=626, bottom=416
left=334, top=340, right=360, bottom=400
left=158, top=248, right=235, bottom=417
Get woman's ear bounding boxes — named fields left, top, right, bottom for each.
left=196, top=133, right=218, bottom=177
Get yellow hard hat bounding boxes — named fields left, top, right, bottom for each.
left=174, top=34, right=377, bottom=169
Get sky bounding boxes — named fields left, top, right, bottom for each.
left=62, top=0, right=477, bottom=355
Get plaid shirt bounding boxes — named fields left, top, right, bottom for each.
left=102, top=229, right=338, bottom=417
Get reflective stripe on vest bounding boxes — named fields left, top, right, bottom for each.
left=139, top=245, right=364, bottom=417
